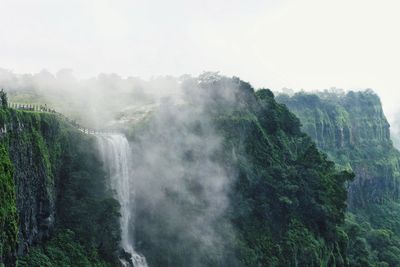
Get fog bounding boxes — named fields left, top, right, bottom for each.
left=3, top=67, right=400, bottom=148
left=2, top=0, right=400, bottom=266
left=0, top=69, right=243, bottom=265
left=0, top=68, right=185, bottom=128
left=2, top=66, right=400, bottom=265
left=2, top=0, right=400, bottom=128
left=129, top=74, right=241, bottom=266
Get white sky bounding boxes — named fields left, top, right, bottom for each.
left=1, top=0, right=400, bottom=121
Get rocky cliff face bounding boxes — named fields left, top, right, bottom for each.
left=276, top=90, right=400, bottom=208
left=11, top=114, right=64, bottom=256
left=0, top=109, right=67, bottom=265
left=0, top=108, right=121, bottom=267
left=0, top=142, right=17, bottom=266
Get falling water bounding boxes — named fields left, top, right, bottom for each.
left=96, top=134, right=148, bottom=267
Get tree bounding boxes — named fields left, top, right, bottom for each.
left=0, top=89, right=8, bottom=108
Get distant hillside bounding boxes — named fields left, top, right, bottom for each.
left=278, top=90, right=400, bottom=266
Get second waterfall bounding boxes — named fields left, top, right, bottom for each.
left=96, top=134, right=148, bottom=267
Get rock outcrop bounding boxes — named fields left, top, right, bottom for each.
left=0, top=109, right=68, bottom=265
left=277, top=90, right=400, bottom=208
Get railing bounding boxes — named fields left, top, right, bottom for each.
left=8, top=102, right=56, bottom=113
left=9, top=102, right=118, bottom=135
left=77, top=128, right=119, bottom=135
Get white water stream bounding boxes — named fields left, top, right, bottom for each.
left=97, top=134, right=148, bottom=267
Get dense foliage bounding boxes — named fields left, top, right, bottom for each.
left=18, top=230, right=109, bottom=267
left=0, top=144, right=18, bottom=266
left=4, top=79, right=397, bottom=266
left=219, top=84, right=353, bottom=266
left=0, top=108, right=120, bottom=266
left=130, top=75, right=353, bottom=266
left=277, top=90, right=400, bottom=267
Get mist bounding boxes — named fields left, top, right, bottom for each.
left=3, top=66, right=400, bottom=266
left=129, top=74, right=240, bottom=266
left=2, top=0, right=400, bottom=266
left=0, top=68, right=185, bottom=128
left=0, top=69, right=248, bottom=265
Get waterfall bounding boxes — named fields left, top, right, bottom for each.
left=96, top=134, right=148, bottom=267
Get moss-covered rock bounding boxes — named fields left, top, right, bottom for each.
left=0, top=108, right=120, bottom=266
left=277, top=90, right=400, bottom=267
left=0, top=143, right=18, bottom=266
left=277, top=90, right=399, bottom=207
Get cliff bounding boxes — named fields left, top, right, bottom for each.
left=0, top=108, right=120, bottom=267
left=277, top=90, right=400, bottom=266
left=130, top=75, right=353, bottom=267
left=277, top=90, right=400, bottom=208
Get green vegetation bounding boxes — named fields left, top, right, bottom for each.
left=4, top=80, right=400, bottom=266
left=0, top=106, right=120, bottom=267
left=0, top=89, right=8, bottom=108
left=277, top=90, right=400, bottom=267
left=131, top=77, right=353, bottom=266
left=223, top=87, right=353, bottom=266
left=18, top=230, right=109, bottom=267
left=0, top=144, right=18, bottom=266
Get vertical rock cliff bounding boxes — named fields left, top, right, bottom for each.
left=0, top=142, right=17, bottom=266
left=277, top=90, right=400, bottom=208
left=277, top=90, right=400, bottom=266
left=0, top=108, right=121, bottom=267
left=1, top=109, right=61, bottom=265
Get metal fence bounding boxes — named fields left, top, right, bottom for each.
left=9, top=102, right=118, bottom=135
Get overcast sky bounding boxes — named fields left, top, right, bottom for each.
left=1, top=0, right=399, bottom=120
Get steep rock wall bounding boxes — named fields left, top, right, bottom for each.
left=0, top=108, right=120, bottom=267
left=276, top=90, right=400, bottom=208
left=0, top=109, right=68, bottom=265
